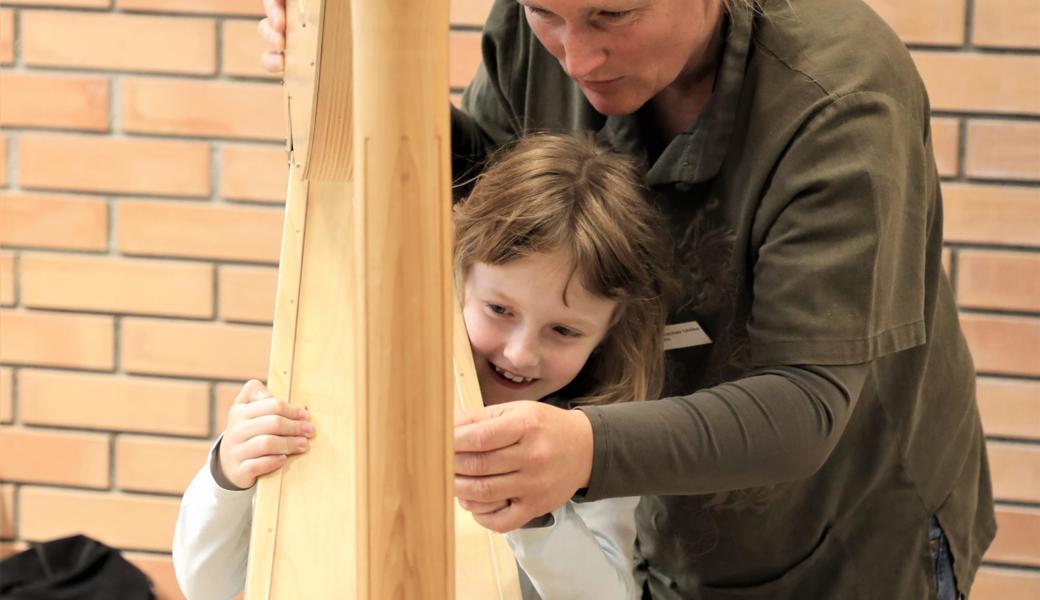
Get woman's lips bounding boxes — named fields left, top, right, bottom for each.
left=580, top=77, right=622, bottom=92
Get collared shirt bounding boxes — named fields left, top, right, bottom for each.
left=451, top=0, right=995, bottom=597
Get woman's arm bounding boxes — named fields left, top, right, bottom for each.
left=173, top=439, right=254, bottom=600
left=506, top=497, right=641, bottom=600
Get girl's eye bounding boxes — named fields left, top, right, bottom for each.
left=553, top=325, right=581, bottom=338
left=486, top=303, right=509, bottom=315
left=598, top=10, right=631, bottom=19
left=525, top=6, right=552, bottom=18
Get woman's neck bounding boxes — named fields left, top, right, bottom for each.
left=647, top=9, right=727, bottom=141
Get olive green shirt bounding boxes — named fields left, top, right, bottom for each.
left=451, top=0, right=995, bottom=597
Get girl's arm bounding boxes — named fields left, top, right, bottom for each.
left=173, top=439, right=254, bottom=600
left=505, top=497, right=640, bottom=600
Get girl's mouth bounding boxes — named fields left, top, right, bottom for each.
left=489, top=362, right=536, bottom=388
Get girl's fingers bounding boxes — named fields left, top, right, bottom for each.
left=238, top=454, right=288, bottom=484
left=235, top=398, right=308, bottom=424
left=258, top=18, right=286, bottom=52
left=234, top=379, right=269, bottom=405
left=261, top=51, right=285, bottom=74
left=237, top=434, right=310, bottom=461
left=262, top=0, right=285, bottom=30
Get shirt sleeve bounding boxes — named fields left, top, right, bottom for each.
left=506, top=497, right=641, bottom=600
left=172, top=437, right=254, bottom=600
left=748, top=91, right=930, bottom=366
left=579, top=363, right=868, bottom=500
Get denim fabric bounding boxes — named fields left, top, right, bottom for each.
left=930, top=516, right=959, bottom=600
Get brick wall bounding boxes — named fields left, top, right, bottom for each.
left=0, top=0, right=1036, bottom=598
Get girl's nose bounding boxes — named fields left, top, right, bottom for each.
left=503, top=329, right=539, bottom=372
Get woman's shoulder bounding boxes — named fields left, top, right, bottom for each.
left=751, top=0, right=926, bottom=105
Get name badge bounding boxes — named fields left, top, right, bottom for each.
left=663, top=321, right=712, bottom=351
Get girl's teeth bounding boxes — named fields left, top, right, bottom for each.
left=494, top=364, right=532, bottom=383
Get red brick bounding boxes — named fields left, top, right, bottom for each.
left=973, top=0, right=1040, bottom=50
left=118, top=0, right=262, bottom=16
left=0, top=191, right=108, bottom=251
left=988, top=441, right=1040, bottom=504
left=221, top=144, right=287, bottom=202
left=987, top=506, right=1040, bottom=567
left=0, top=484, right=13, bottom=538
left=20, top=486, right=180, bottom=552
left=0, top=309, right=114, bottom=370
left=959, top=313, right=1040, bottom=377
left=450, top=31, right=482, bottom=89
left=22, top=11, right=215, bottom=75
left=20, top=253, right=213, bottom=318
left=215, top=382, right=240, bottom=434
left=958, top=250, right=1040, bottom=312
left=965, top=120, right=1040, bottom=182
left=974, top=566, right=1040, bottom=600
left=0, top=368, right=11, bottom=423
left=124, top=553, right=186, bottom=600
left=0, top=9, right=14, bottom=65
left=942, top=183, right=1040, bottom=248
left=116, top=435, right=210, bottom=494
left=222, top=18, right=279, bottom=79
left=0, top=427, right=109, bottom=488
left=122, top=318, right=270, bottom=380
left=977, top=378, right=1040, bottom=441
left=451, top=0, right=493, bottom=26
left=19, top=370, right=210, bottom=436
left=0, top=72, right=109, bottom=131
left=913, top=52, right=1040, bottom=115
left=19, top=134, right=210, bottom=197
left=0, top=251, right=14, bottom=306
left=117, top=200, right=282, bottom=262
left=122, top=77, right=285, bottom=140
left=219, top=264, right=277, bottom=323
left=931, top=117, right=959, bottom=178
left=8, top=0, right=109, bottom=6
left=0, top=135, right=7, bottom=187
left=864, top=0, right=966, bottom=45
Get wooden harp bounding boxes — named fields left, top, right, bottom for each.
left=244, top=0, right=521, bottom=597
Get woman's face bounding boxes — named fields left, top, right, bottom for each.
left=519, top=0, right=725, bottom=115
left=462, top=249, right=618, bottom=405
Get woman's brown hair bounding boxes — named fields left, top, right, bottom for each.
left=453, top=132, right=676, bottom=405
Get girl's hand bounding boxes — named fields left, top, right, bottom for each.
left=216, top=379, right=314, bottom=490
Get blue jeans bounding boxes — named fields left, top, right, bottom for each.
left=930, top=516, right=959, bottom=600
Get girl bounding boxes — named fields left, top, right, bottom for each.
left=173, top=132, right=675, bottom=600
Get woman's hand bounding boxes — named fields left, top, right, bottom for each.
left=259, top=0, right=286, bottom=73
left=216, top=379, right=314, bottom=490
left=454, top=400, right=594, bottom=532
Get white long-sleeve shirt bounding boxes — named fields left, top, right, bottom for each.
left=173, top=442, right=640, bottom=600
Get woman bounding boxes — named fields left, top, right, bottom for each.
left=258, top=1, right=993, bottom=598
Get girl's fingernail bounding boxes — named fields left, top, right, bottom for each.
left=302, top=424, right=315, bottom=435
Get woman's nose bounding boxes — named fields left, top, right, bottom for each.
left=561, top=27, right=607, bottom=80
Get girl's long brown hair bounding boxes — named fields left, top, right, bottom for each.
left=453, top=133, right=676, bottom=405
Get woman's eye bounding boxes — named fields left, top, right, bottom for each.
left=525, top=6, right=552, bottom=17
left=553, top=326, right=580, bottom=338
left=599, top=10, right=630, bottom=19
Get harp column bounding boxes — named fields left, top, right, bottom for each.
left=245, top=0, right=453, bottom=597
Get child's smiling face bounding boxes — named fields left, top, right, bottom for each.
left=462, top=248, right=618, bottom=406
